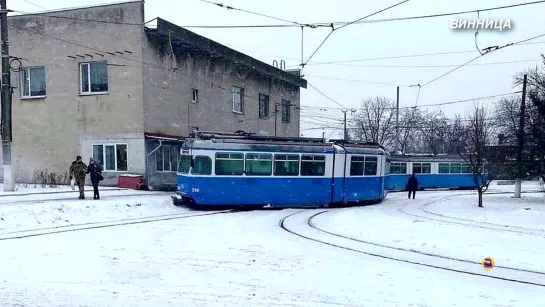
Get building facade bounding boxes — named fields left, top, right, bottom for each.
left=4, top=1, right=306, bottom=190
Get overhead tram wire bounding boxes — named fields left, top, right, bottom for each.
left=196, top=0, right=319, bottom=28
left=20, top=0, right=46, bottom=10
left=10, top=0, right=545, bottom=29
left=420, top=31, right=545, bottom=88
left=181, top=0, right=545, bottom=29
left=302, top=0, right=410, bottom=68
left=307, top=82, right=349, bottom=110
left=300, top=92, right=521, bottom=111
left=290, top=41, right=545, bottom=66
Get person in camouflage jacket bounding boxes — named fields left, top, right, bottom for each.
left=69, top=155, right=88, bottom=199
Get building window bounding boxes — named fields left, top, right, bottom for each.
left=259, top=94, right=269, bottom=118
left=21, top=66, right=46, bottom=98
left=156, top=144, right=179, bottom=172
left=245, top=153, right=272, bottom=176
left=215, top=152, right=244, bottom=175
left=80, top=62, right=108, bottom=94
left=232, top=86, right=244, bottom=113
left=192, top=89, right=199, bottom=103
left=412, top=162, right=431, bottom=174
left=300, top=154, right=325, bottom=176
left=273, top=154, right=299, bottom=176
left=281, top=99, right=290, bottom=123
left=92, top=144, right=127, bottom=172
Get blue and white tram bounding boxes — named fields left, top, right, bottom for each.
left=386, top=154, right=483, bottom=190
left=171, top=133, right=389, bottom=209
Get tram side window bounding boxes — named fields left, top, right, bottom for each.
left=245, top=153, right=272, bottom=176
left=413, top=162, right=431, bottom=174
left=192, top=156, right=212, bottom=175
left=215, top=152, right=244, bottom=175
left=385, top=159, right=391, bottom=175
left=462, top=163, right=472, bottom=174
left=364, top=156, right=378, bottom=175
left=274, top=154, right=299, bottom=176
left=178, top=155, right=191, bottom=174
left=350, top=156, right=365, bottom=176
left=389, top=162, right=407, bottom=174
left=438, top=163, right=450, bottom=174
left=450, top=163, right=462, bottom=173
left=300, top=155, right=326, bottom=176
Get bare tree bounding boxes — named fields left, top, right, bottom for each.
left=452, top=105, right=495, bottom=208
left=351, top=97, right=396, bottom=147
left=419, top=110, right=450, bottom=155
left=396, top=107, right=423, bottom=154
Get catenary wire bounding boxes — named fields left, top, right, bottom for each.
left=302, top=0, right=410, bottom=67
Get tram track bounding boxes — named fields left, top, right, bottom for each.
left=279, top=209, right=545, bottom=287
left=0, top=209, right=236, bottom=241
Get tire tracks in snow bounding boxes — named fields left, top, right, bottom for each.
left=279, top=209, right=545, bottom=288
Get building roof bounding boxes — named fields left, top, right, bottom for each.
left=146, top=18, right=307, bottom=89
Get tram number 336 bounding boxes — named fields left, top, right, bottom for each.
left=191, top=188, right=200, bottom=193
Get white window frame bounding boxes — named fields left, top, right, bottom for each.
left=21, top=66, right=46, bottom=99
left=232, top=86, right=244, bottom=114
left=92, top=143, right=128, bottom=172
left=192, top=88, right=199, bottom=103
left=79, top=61, right=108, bottom=95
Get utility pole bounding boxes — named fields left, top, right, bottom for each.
left=322, top=128, right=325, bottom=140
left=395, top=86, right=400, bottom=153
left=1, top=0, right=14, bottom=192
left=514, top=74, right=527, bottom=198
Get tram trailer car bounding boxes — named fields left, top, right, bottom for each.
left=171, top=133, right=389, bottom=209
left=387, top=154, right=486, bottom=191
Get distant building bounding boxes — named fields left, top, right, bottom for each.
left=4, top=0, right=307, bottom=190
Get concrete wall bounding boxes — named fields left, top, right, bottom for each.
left=79, top=133, right=146, bottom=186
left=141, top=33, right=301, bottom=138
left=6, top=1, right=146, bottom=183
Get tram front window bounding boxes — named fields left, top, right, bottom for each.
left=178, top=155, right=191, bottom=174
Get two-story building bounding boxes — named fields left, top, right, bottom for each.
left=4, top=0, right=306, bottom=190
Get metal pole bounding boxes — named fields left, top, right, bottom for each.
left=395, top=86, right=400, bottom=153
left=1, top=0, right=14, bottom=192
left=274, top=102, right=278, bottom=137
left=514, top=74, right=527, bottom=198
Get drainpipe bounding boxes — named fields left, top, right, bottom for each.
left=146, top=139, right=163, bottom=190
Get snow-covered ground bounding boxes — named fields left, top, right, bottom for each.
left=0, top=182, right=543, bottom=306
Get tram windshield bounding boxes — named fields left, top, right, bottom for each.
left=178, top=155, right=191, bottom=174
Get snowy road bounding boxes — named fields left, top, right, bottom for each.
left=0, top=186, right=544, bottom=306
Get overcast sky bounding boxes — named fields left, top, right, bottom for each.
left=12, top=0, right=545, bottom=138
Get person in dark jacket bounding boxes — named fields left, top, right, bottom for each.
left=406, top=173, right=419, bottom=199
left=69, top=155, right=88, bottom=199
left=86, top=157, right=103, bottom=199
